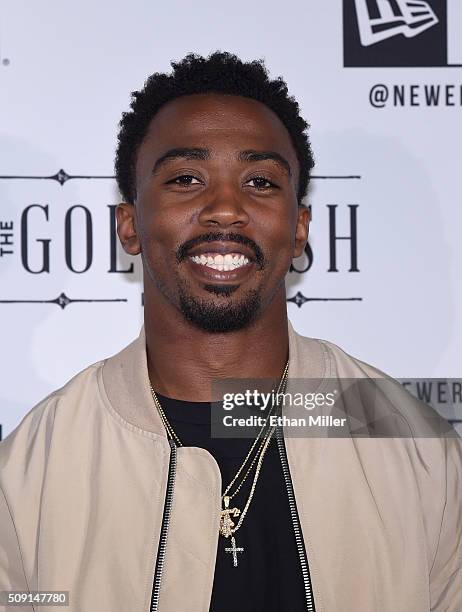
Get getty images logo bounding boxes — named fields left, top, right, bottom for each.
left=343, top=0, right=462, bottom=67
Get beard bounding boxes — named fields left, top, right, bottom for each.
left=178, top=283, right=262, bottom=333
left=144, top=231, right=268, bottom=332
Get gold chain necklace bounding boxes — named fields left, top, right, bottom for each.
left=149, top=360, right=289, bottom=567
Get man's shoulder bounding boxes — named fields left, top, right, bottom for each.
left=0, top=359, right=105, bottom=471
left=293, top=329, right=459, bottom=440
left=0, top=329, right=146, bottom=475
left=293, top=328, right=391, bottom=380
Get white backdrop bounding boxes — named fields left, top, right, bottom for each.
left=1, top=0, right=461, bottom=437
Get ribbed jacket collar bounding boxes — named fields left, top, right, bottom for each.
left=101, top=319, right=328, bottom=436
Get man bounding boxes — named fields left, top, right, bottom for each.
left=0, top=52, right=461, bottom=612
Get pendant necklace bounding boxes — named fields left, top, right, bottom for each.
left=150, top=359, right=289, bottom=567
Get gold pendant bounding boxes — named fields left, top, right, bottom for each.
left=219, top=495, right=241, bottom=538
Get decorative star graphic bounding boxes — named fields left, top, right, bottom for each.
left=287, top=291, right=309, bottom=308
left=55, top=292, right=72, bottom=309
left=52, top=169, right=71, bottom=185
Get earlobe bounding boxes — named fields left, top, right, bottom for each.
left=116, top=203, right=141, bottom=255
left=293, top=205, right=310, bottom=258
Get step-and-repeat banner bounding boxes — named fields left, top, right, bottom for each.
left=1, top=0, right=461, bottom=438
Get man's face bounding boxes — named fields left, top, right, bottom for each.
left=117, top=93, right=309, bottom=332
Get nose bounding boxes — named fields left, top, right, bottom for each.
left=197, top=183, right=250, bottom=229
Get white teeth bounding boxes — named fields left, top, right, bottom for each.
left=190, top=252, right=250, bottom=270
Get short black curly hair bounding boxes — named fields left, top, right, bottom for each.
left=115, top=51, right=314, bottom=205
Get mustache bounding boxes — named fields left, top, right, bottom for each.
left=176, top=232, right=265, bottom=268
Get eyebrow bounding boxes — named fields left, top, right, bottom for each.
left=151, top=146, right=292, bottom=176
left=238, top=149, right=292, bottom=177
left=152, top=147, right=210, bottom=174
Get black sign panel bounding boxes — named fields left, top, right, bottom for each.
left=343, top=0, right=447, bottom=67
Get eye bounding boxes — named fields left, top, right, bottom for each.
left=166, top=175, right=202, bottom=187
left=246, top=176, right=277, bottom=190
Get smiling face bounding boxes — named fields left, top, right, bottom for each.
left=116, top=93, right=310, bottom=332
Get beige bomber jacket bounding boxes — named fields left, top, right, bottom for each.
left=0, top=321, right=461, bottom=612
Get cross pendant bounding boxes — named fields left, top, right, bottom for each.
left=224, top=535, right=244, bottom=567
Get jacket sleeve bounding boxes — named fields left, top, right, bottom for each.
left=0, top=485, right=33, bottom=611
left=429, top=437, right=462, bottom=611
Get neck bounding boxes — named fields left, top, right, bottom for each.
left=145, top=289, right=289, bottom=402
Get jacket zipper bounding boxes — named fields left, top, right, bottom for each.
left=276, top=426, right=316, bottom=612
left=149, top=434, right=315, bottom=611
left=150, top=439, right=177, bottom=612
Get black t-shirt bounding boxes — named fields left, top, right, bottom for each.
left=156, top=392, right=307, bottom=612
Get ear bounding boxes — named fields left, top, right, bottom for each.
left=293, top=205, right=310, bottom=258
left=116, top=203, right=141, bottom=255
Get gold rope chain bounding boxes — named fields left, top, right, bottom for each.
left=149, top=360, right=289, bottom=539
left=221, top=363, right=288, bottom=501
left=222, top=371, right=288, bottom=538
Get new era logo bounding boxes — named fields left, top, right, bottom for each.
left=355, top=0, right=439, bottom=47
left=343, top=0, right=462, bottom=67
